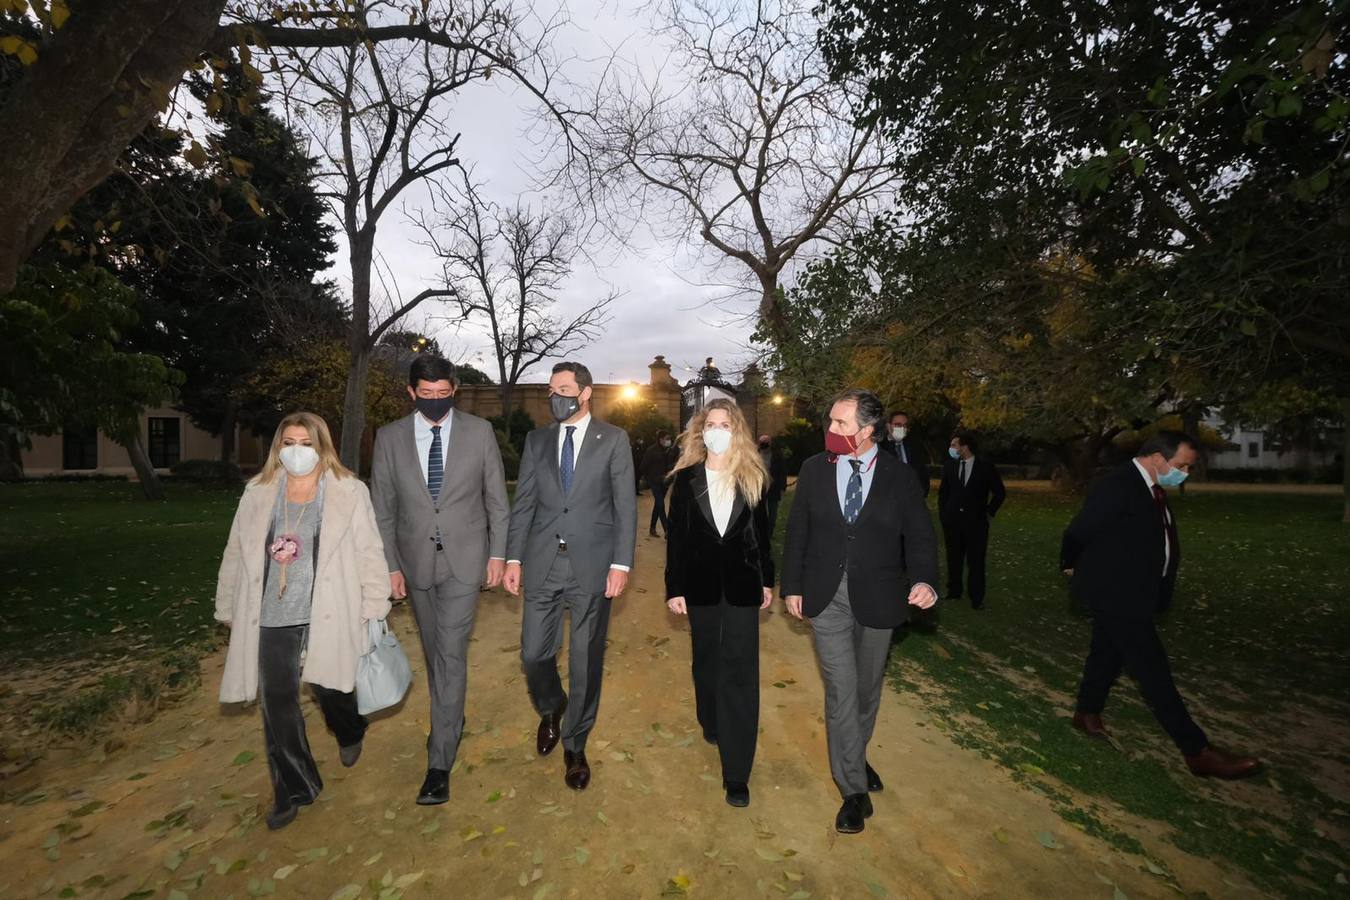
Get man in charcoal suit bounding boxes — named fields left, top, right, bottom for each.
left=503, top=361, right=638, bottom=791
left=938, top=431, right=1006, bottom=609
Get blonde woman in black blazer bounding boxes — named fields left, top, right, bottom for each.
left=664, top=399, right=774, bottom=808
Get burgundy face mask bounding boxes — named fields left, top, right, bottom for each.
left=824, top=428, right=862, bottom=457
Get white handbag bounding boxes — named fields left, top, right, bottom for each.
left=355, top=618, right=412, bottom=715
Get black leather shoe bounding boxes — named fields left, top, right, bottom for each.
left=835, top=793, right=874, bottom=834
left=865, top=762, right=883, bottom=792
left=724, top=781, right=749, bottom=807
left=564, top=749, right=591, bottom=791
left=416, top=768, right=450, bottom=805
left=266, top=804, right=299, bottom=831
left=972, top=601, right=985, bottom=610
left=537, top=695, right=568, bottom=757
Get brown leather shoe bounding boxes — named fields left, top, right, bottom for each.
left=563, top=749, right=590, bottom=791
left=536, top=696, right=567, bottom=757
left=1185, top=746, right=1262, bottom=780
left=1071, top=712, right=1111, bottom=738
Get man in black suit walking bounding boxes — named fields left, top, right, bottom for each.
left=757, top=433, right=788, bottom=535
left=1062, top=431, right=1261, bottom=779
left=782, top=389, right=939, bottom=834
left=937, top=432, right=1005, bottom=609
left=881, top=410, right=930, bottom=496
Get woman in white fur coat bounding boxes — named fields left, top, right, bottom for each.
left=214, top=411, right=391, bottom=830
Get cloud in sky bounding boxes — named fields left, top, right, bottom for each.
left=318, top=0, right=767, bottom=388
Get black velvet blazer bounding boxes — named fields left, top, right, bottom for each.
left=664, top=466, right=775, bottom=606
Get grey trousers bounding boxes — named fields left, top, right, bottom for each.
left=407, top=551, right=480, bottom=771
left=810, top=575, right=892, bottom=797
left=520, top=552, right=612, bottom=753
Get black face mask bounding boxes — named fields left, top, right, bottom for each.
left=415, top=395, right=454, bottom=422
left=549, top=393, right=580, bottom=423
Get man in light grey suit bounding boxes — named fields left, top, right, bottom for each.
left=370, top=355, right=509, bottom=806
left=503, top=361, right=637, bottom=791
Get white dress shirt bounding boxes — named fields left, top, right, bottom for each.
left=1132, top=458, right=1171, bottom=575
left=705, top=465, right=735, bottom=536
left=414, top=409, right=452, bottom=487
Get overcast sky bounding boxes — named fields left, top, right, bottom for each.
left=315, top=0, right=766, bottom=388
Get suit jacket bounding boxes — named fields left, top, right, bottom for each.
left=665, top=466, right=775, bottom=606
left=781, top=450, right=939, bottom=628
left=640, top=442, right=677, bottom=491
left=881, top=437, right=931, bottom=496
left=938, top=456, right=1006, bottom=527
left=761, top=447, right=788, bottom=502
left=369, top=410, right=510, bottom=591
left=506, top=418, right=638, bottom=595
left=1060, top=462, right=1180, bottom=620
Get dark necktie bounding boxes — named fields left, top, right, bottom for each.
left=1151, top=485, right=1178, bottom=572
left=899, top=442, right=908, bottom=464
left=843, top=458, right=863, bottom=524
left=561, top=425, right=576, bottom=494
left=428, top=425, right=443, bottom=502
left=959, top=458, right=967, bottom=486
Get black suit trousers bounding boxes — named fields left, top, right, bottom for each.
left=1075, top=616, right=1208, bottom=756
left=686, top=598, right=760, bottom=783
left=943, top=518, right=989, bottom=604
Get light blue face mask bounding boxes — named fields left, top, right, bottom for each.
left=948, top=447, right=960, bottom=460
left=1157, top=465, right=1188, bottom=487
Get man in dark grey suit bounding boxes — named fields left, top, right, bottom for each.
left=371, top=355, right=510, bottom=806
left=503, top=361, right=637, bottom=791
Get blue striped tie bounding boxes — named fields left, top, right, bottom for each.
left=844, top=459, right=863, bottom=524
left=428, top=425, right=443, bottom=502
left=560, top=425, right=576, bottom=494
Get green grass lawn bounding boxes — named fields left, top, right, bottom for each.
left=773, top=487, right=1347, bottom=899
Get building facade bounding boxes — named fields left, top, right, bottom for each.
left=19, top=408, right=259, bottom=477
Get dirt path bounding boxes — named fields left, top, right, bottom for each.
left=0, top=498, right=1247, bottom=899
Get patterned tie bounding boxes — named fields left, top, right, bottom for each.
left=428, top=425, right=443, bottom=502
left=899, top=442, right=908, bottom=464
left=1152, top=485, right=1179, bottom=572
left=843, top=458, right=863, bottom=524
left=560, top=425, right=576, bottom=494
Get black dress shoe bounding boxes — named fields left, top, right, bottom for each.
left=416, top=768, right=450, bottom=805
left=724, top=781, right=749, bottom=807
left=563, top=749, right=591, bottom=791
left=266, top=804, right=299, bottom=831
left=339, top=739, right=363, bottom=768
left=537, top=695, right=568, bottom=757
left=972, top=601, right=985, bottom=610
left=835, top=793, right=874, bottom=834
left=865, top=762, right=883, bottom=792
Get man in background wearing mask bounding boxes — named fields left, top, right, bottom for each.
left=881, top=410, right=930, bottom=496
left=503, top=361, right=638, bottom=791
left=757, top=433, right=788, bottom=535
left=370, top=355, right=511, bottom=806
left=640, top=429, right=677, bottom=537
left=1061, top=431, right=1261, bottom=779
left=782, top=389, right=938, bottom=834
left=938, top=431, right=1006, bottom=610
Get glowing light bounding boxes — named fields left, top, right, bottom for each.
left=772, top=394, right=785, bottom=405
left=620, top=384, right=640, bottom=401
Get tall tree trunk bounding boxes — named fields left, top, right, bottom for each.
left=339, top=238, right=374, bottom=474
left=219, top=398, right=238, bottom=464
left=1342, top=395, right=1349, bottom=524
left=122, top=433, right=164, bottom=501
left=499, top=381, right=514, bottom=422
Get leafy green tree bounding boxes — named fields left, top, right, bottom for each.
left=0, top=265, right=179, bottom=495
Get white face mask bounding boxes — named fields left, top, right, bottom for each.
left=703, top=428, right=733, bottom=455
left=890, top=426, right=907, bottom=442
left=279, top=444, right=320, bottom=476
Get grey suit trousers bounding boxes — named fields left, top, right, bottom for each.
left=811, top=575, right=892, bottom=797
left=408, top=550, right=479, bottom=771
left=520, top=552, right=611, bottom=753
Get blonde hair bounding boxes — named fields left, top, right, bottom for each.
left=670, top=399, right=768, bottom=505
left=251, top=411, right=354, bottom=485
